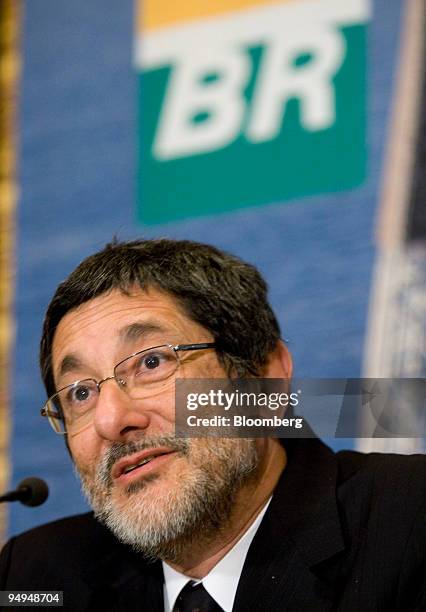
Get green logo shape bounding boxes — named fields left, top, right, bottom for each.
left=137, top=24, right=367, bottom=224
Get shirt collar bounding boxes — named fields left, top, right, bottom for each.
left=163, top=498, right=271, bottom=612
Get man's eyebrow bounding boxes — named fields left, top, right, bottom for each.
left=57, top=355, right=83, bottom=380
left=118, top=321, right=168, bottom=343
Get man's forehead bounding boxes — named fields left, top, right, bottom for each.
left=50, top=287, right=204, bottom=381
left=54, top=320, right=172, bottom=380
left=52, top=287, right=192, bottom=351
left=57, top=287, right=184, bottom=328
left=72, top=286, right=182, bottom=312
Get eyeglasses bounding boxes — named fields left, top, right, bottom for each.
left=41, top=342, right=216, bottom=435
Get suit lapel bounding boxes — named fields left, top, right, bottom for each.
left=83, top=535, right=164, bottom=611
left=234, top=438, right=345, bottom=611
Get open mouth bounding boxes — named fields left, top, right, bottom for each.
left=113, top=448, right=177, bottom=481
left=122, top=455, right=159, bottom=474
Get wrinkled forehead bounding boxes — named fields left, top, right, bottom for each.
left=54, top=286, right=186, bottom=337
left=50, top=286, right=210, bottom=380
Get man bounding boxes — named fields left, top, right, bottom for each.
left=1, top=238, right=425, bottom=611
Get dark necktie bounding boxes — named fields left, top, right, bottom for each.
left=173, top=580, right=224, bottom=612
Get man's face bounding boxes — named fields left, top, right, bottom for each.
left=51, top=287, right=259, bottom=561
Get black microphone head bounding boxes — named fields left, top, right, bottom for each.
left=17, top=477, right=49, bottom=507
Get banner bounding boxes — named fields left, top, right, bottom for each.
left=360, top=0, right=426, bottom=454
left=0, top=0, right=19, bottom=545
left=136, top=0, right=370, bottom=223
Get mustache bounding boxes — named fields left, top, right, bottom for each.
left=96, top=434, right=191, bottom=487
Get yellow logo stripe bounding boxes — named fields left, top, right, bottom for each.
left=138, top=0, right=295, bottom=32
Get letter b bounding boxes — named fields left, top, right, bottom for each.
left=154, top=49, right=250, bottom=160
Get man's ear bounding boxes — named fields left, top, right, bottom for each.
left=264, top=340, right=293, bottom=379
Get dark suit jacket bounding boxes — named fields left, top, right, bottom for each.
left=1, top=438, right=425, bottom=611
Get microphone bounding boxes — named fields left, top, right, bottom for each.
left=0, top=477, right=49, bottom=507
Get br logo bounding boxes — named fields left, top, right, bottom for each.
left=136, top=0, right=370, bottom=224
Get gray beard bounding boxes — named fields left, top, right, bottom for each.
left=76, top=434, right=259, bottom=563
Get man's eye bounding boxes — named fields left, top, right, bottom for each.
left=132, top=350, right=174, bottom=377
left=142, top=353, right=162, bottom=370
left=137, top=351, right=166, bottom=371
left=66, top=384, right=94, bottom=405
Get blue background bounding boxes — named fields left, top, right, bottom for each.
left=8, top=0, right=402, bottom=536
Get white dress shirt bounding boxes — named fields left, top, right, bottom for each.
left=163, top=498, right=271, bottom=612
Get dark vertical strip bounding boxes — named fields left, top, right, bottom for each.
left=407, top=13, right=426, bottom=240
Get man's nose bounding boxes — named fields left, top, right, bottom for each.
left=92, top=378, right=151, bottom=441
